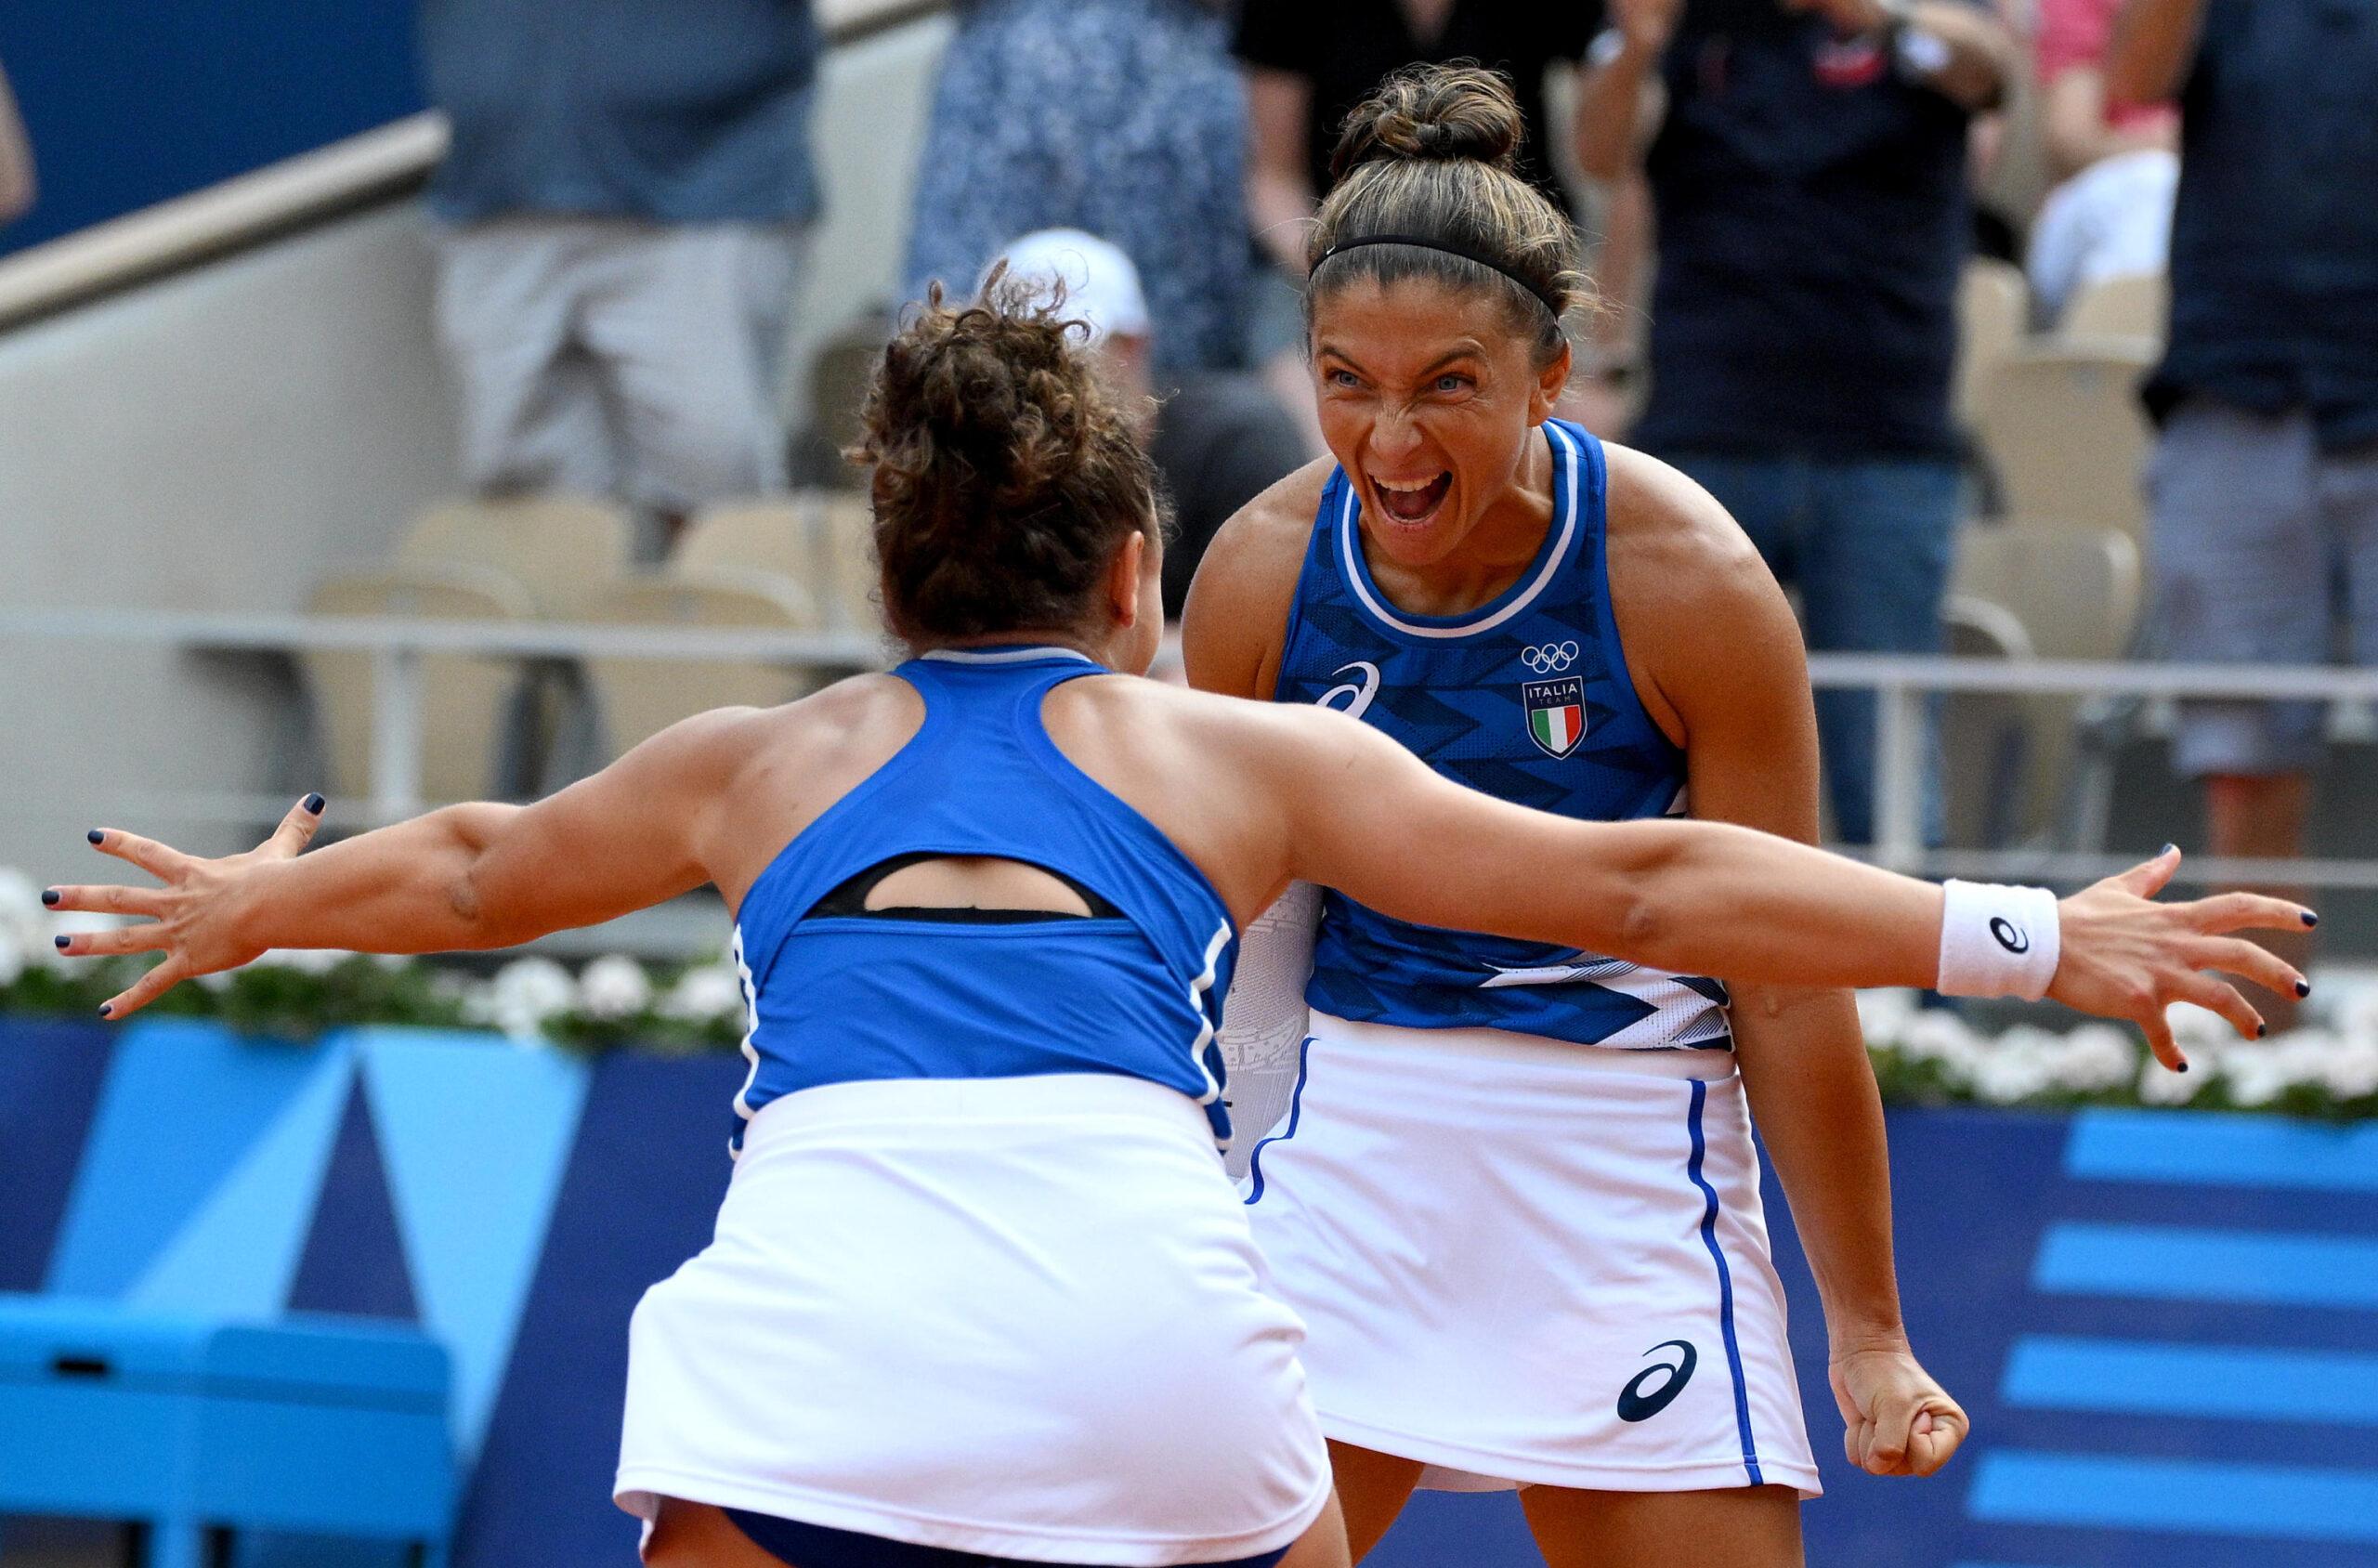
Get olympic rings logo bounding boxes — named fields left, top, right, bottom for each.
left=1522, top=641, right=1580, bottom=674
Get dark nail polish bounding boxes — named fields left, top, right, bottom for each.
left=2258, top=1023, right=2269, bottom=1039
left=2296, top=980, right=2312, bottom=999
left=41, top=890, right=59, bottom=907
left=85, top=830, right=102, bottom=844
left=52, top=934, right=68, bottom=950
left=97, top=1004, right=111, bottom=1019
left=2161, top=843, right=2178, bottom=856
left=2303, top=910, right=2320, bottom=928
left=304, top=792, right=325, bottom=815
left=2177, top=1061, right=2190, bottom=1073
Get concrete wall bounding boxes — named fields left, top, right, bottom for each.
left=0, top=15, right=950, bottom=881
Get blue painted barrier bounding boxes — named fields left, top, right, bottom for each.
left=3, top=1026, right=2375, bottom=1567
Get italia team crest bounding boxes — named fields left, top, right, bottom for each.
left=1522, top=677, right=1586, bottom=759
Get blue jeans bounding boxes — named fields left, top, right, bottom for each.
left=1653, top=451, right=1961, bottom=845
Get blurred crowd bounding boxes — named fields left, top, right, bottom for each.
left=10, top=3, right=2375, bottom=903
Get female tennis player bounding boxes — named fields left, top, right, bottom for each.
left=53, top=281, right=2300, bottom=1568
left=1182, top=64, right=2306, bottom=1568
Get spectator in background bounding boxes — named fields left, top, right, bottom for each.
left=1576, top=0, right=2018, bottom=846
left=0, top=58, right=34, bottom=227
left=418, top=0, right=819, bottom=546
left=1234, top=3, right=1648, bottom=441
left=902, top=0, right=1248, bottom=378
left=2026, top=0, right=2180, bottom=322
left=2108, top=0, right=2378, bottom=1028
left=992, top=229, right=1311, bottom=619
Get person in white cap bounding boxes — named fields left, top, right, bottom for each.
left=993, top=229, right=1316, bottom=619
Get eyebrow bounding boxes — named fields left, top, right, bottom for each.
left=1313, top=344, right=1489, bottom=378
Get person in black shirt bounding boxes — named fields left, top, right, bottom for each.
left=1576, top=0, right=2018, bottom=848
left=2104, top=0, right=2378, bottom=1029
left=1235, top=3, right=1632, bottom=443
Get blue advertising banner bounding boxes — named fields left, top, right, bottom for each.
left=2, top=1020, right=2373, bottom=1566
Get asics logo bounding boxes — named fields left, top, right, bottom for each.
left=1991, top=918, right=2030, bottom=955
left=1317, top=660, right=1380, bottom=720
left=1616, top=1339, right=1698, bottom=1423
left=1522, top=641, right=1580, bottom=674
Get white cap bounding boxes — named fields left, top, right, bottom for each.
left=987, top=229, right=1152, bottom=347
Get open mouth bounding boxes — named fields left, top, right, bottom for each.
left=1372, top=471, right=1452, bottom=527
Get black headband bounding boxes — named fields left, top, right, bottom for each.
left=1309, top=233, right=1565, bottom=322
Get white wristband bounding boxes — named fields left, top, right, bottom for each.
left=1937, top=881, right=2061, bottom=1000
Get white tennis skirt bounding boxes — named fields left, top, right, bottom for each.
left=1239, top=1014, right=1819, bottom=1497
left=616, top=1074, right=1333, bottom=1564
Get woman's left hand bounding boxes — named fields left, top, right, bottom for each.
left=46, top=793, right=326, bottom=1019
left=1830, top=1342, right=1969, bottom=1478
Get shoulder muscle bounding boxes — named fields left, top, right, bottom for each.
left=1181, top=457, right=1332, bottom=700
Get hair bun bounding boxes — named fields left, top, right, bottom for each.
left=1329, top=62, right=1527, bottom=185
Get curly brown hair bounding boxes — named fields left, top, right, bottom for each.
left=1309, top=63, right=1590, bottom=365
left=849, top=269, right=1163, bottom=646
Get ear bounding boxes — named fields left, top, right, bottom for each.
left=1106, top=530, right=1147, bottom=629
left=1529, top=337, right=1574, bottom=425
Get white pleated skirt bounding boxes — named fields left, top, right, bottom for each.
left=616, top=1073, right=1333, bottom=1564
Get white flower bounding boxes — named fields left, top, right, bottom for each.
left=2136, top=1051, right=2202, bottom=1105
left=251, top=948, right=347, bottom=975
left=2166, top=1001, right=2232, bottom=1051
left=1855, top=988, right=1920, bottom=1044
left=2048, top=1026, right=2138, bottom=1092
left=661, top=963, right=746, bottom=1024
left=0, top=925, right=24, bottom=988
left=1898, top=1009, right=1986, bottom=1084
left=2317, top=1036, right=2378, bottom=1100
left=576, top=955, right=652, bottom=1021
left=2215, top=1043, right=2292, bottom=1108
left=1972, top=1035, right=2058, bottom=1104
left=475, top=957, right=577, bottom=1040
left=0, top=867, right=46, bottom=953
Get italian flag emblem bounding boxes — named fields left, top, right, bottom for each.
left=1522, top=676, right=1587, bottom=760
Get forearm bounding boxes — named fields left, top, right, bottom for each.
left=1582, top=820, right=1944, bottom=991
left=232, top=804, right=522, bottom=955
left=1733, top=988, right=1908, bottom=1348
left=1574, top=49, right=1658, bottom=180
left=1248, top=165, right=1318, bottom=278
left=2105, top=0, right=2207, bottom=105
left=1905, top=1, right=2018, bottom=111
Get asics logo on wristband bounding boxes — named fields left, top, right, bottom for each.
left=1522, top=641, right=1579, bottom=674
left=1991, top=918, right=2031, bottom=955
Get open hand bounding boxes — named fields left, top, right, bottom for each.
left=2050, top=846, right=2312, bottom=1073
left=1830, top=1343, right=1966, bottom=1478
left=46, top=794, right=327, bottom=1019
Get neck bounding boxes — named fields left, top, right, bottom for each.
left=916, top=629, right=1111, bottom=667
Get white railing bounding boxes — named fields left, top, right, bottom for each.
left=0, top=0, right=950, bottom=332
left=5, top=608, right=2377, bottom=891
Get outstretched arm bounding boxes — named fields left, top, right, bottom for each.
left=1264, top=705, right=2310, bottom=1066
left=50, top=707, right=762, bottom=1015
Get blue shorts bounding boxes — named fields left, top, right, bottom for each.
left=725, top=1509, right=1293, bottom=1568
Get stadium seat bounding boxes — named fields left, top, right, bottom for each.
left=815, top=491, right=885, bottom=637
left=1939, top=593, right=2035, bottom=849
left=790, top=308, right=895, bottom=490
left=676, top=498, right=816, bottom=581
left=1973, top=340, right=2156, bottom=546
left=301, top=566, right=538, bottom=804
left=1950, top=524, right=2144, bottom=846
left=1953, top=256, right=2030, bottom=426
left=397, top=494, right=632, bottom=617
left=2060, top=271, right=2168, bottom=344
left=579, top=568, right=828, bottom=758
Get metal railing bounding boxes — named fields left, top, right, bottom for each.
left=0, top=0, right=951, bottom=332
left=6, top=608, right=2378, bottom=891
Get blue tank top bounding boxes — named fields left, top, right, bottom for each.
left=726, top=647, right=1240, bottom=1151
left=1274, top=420, right=1731, bottom=1051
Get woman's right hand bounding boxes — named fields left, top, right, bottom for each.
left=2048, top=847, right=2313, bottom=1071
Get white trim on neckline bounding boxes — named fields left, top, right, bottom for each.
left=1338, top=423, right=1581, bottom=640
left=918, top=646, right=1098, bottom=665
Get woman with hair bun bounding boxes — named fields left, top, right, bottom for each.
left=1185, top=62, right=2301, bottom=1567
left=51, top=273, right=2303, bottom=1568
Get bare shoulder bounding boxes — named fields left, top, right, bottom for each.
left=1600, top=443, right=1806, bottom=742
left=1180, top=457, right=1334, bottom=699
